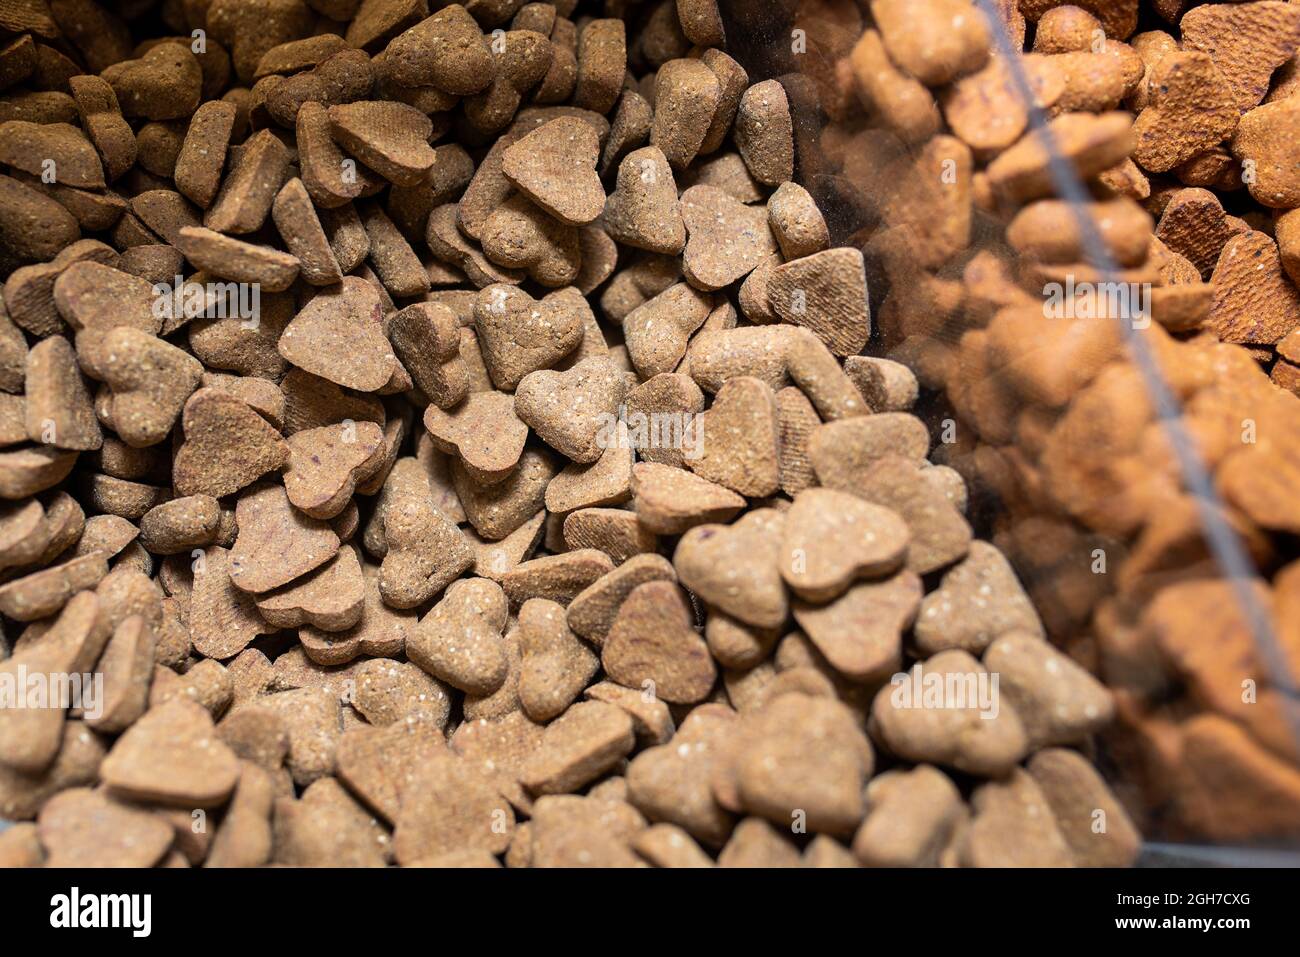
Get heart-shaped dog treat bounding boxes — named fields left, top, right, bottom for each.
left=408, top=577, right=510, bottom=695
left=622, top=282, right=712, bottom=379
left=300, top=562, right=415, bottom=666
left=1132, top=52, right=1238, bottom=174
left=387, top=301, right=470, bottom=409
left=518, top=597, right=600, bottom=722
left=424, top=390, right=529, bottom=484
left=501, top=116, right=606, bottom=226
left=603, top=146, right=685, bottom=254
left=515, top=356, right=629, bottom=464
left=674, top=508, right=788, bottom=629
left=780, top=488, right=910, bottom=602
left=256, top=544, right=366, bottom=632
left=792, top=570, right=922, bottom=683
left=480, top=194, right=582, bottom=288
left=853, top=455, right=972, bottom=575
left=37, top=788, right=174, bottom=868
left=378, top=495, right=474, bottom=608
left=189, top=546, right=276, bottom=659
left=686, top=376, right=780, bottom=498
left=278, top=277, right=396, bottom=392
left=229, top=482, right=340, bottom=594
left=602, top=580, right=716, bottom=703
left=631, top=462, right=745, bottom=534
left=680, top=184, right=777, bottom=290
left=100, top=327, right=204, bottom=448
left=914, top=541, right=1044, bottom=655
left=173, top=389, right=289, bottom=498
left=101, top=699, right=240, bottom=807
left=328, top=100, right=439, bottom=187
left=284, top=421, right=385, bottom=519
left=472, top=284, right=585, bottom=390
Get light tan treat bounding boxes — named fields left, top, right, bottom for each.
left=472, top=284, right=584, bottom=390
left=450, top=709, right=546, bottom=814
left=336, top=719, right=444, bottom=825
left=206, top=762, right=275, bottom=868
left=0, top=718, right=105, bottom=822
left=809, top=413, right=929, bottom=489
left=563, top=508, right=658, bottom=564
left=99, top=699, right=239, bottom=807
left=269, top=178, right=343, bottom=286
left=622, top=282, right=712, bottom=379
left=942, top=53, right=1064, bottom=154
left=544, top=437, right=634, bottom=514
left=574, top=18, right=626, bottom=114
left=984, top=630, right=1113, bottom=749
left=327, top=100, right=438, bottom=188
left=633, top=822, right=714, bottom=867
left=273, top=777, right=387, bottom=867
left=520, top=699, right=635, bottom=794
left=602, top=146, right=684, bottom=255
left=872, top=0, right=989, bottom=86
left=602, top=580, right=715, bottom=703
left=1208, top=230, right=1300, bottom=344
left=379, top=495, right=474, bottom=609
left=99, top=327, right=203, bottom=449
left=500, top=549, right=615, bottom=606
left=850, top=454, right=972, bottom=575
left=469, top=509, right=546, bottom=581
left=147, top=658, right=232, bottom=718
left=1131, top=52, right=1238, bottom=174
left=677, top=509, right=785, bottom=627
left=566, top=554, right=676, bottom=646
left=203, top=129, right=290, bottom=234
left=528, top=792, right=645, bottom=866
left=705, top=609, right=778, bottom=670
left=253, top=545, right=366, bottom=632
left=283, top=421, right=385, bottom=520
left=651, top=58, right=721, bottom=170
left=479, top=194, right=580, bottom=287
left=278, top=277, right=396, bottom=393
left=499, top=116, right=605, bottom=226
left=803, top=835, right=860, bottom=868
left=228, top=482, right=340, bottom=594
left=987, top=111, right=1134, bottom=204
left=0, top=553, right=106, bottom=621
left=407, top=577, right=509, bottom=695
left=421, top=412, right=525, bottom=510
left=871, top=650, right=1029, bottom=778
left=260, top=686, right=342, bottom=787
left=379, top=3, right=494, bottom=94
left=173, top=389, right=288, bottom=499
left=80, top=474, right=166, bottom=522
left=0, top=821, right=44, bottom=867
left=849, top=29, right=940, bottom=145
left=733, top=80, right=793, bottom=187
left=793, top=570, right=921, bottom=684
left=1232, top=97, right=1300, bottom=209
left=518, top=597, right=599, bottom=722
left=959, top=769, right=1074, bottom=867
left=394, top=748, right=514, bottom=864
left=631, top=462, right=745, bottom=534
left=767, top=247, right=870, bottom=357
left=851, top=765, right=964, bottom=867
left=599, top=89, right=653, bottom=176
left=767, top=182, right=829, bottom=261
left=1181, top=0, right=1300, bottom=112
left=37, top=788, right=173, bottom=868
left=622, top=372, right=706, bottom=469
left=0, top=593, right=101, bottom=771
left=299, top=563, right=413, bottom=665
left=914, top=541, right=1044, bottom=654
left=23, top=336, right=100, bottom=452
left=687, top=376, right=780, bottom=498
left=679, top=185, right=777, bottom=291
left=1027, top=748, right=1140, bottom=867
left=513, top=356, right=628, bottom=465
left=1008, top=196, right=1153, bottom=268
left=780, top=489, right=908, bottom=602
left=843, top=356, right=918, bottom=413
left=455, top=447, right=557, bottom=540
left=624, top=705, right=734, bottom=845
left=727, top=692, right=871, bottom=836
left=71, top=514, right=138, bottom=562
left=583, top=681, right=674, bottom=748
left=717, top=817, right=800, bottom=867
left=189, top=547, right=274, bottom=660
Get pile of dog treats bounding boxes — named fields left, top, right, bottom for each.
left=796, top=0, right=1300, bottom=842
left=0, top=0, right=1173, bottom=869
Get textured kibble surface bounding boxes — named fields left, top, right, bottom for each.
left=2, top=0, right=1283, bottom=872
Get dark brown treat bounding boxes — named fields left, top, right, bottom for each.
left=330, top=100, right=440, bottom=187
left=0, top=173, right=80, bottom=263
left=205, top=129, right=293, bottom=235
left=174, top=100, right=238, bottom=210
left=574, top=19, right=626, bottom=114
left=271, top=177, right=344, bottom=285
left=102, top=41, right=202, bottom=121
left=651, top=58, right=721, bottom=171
